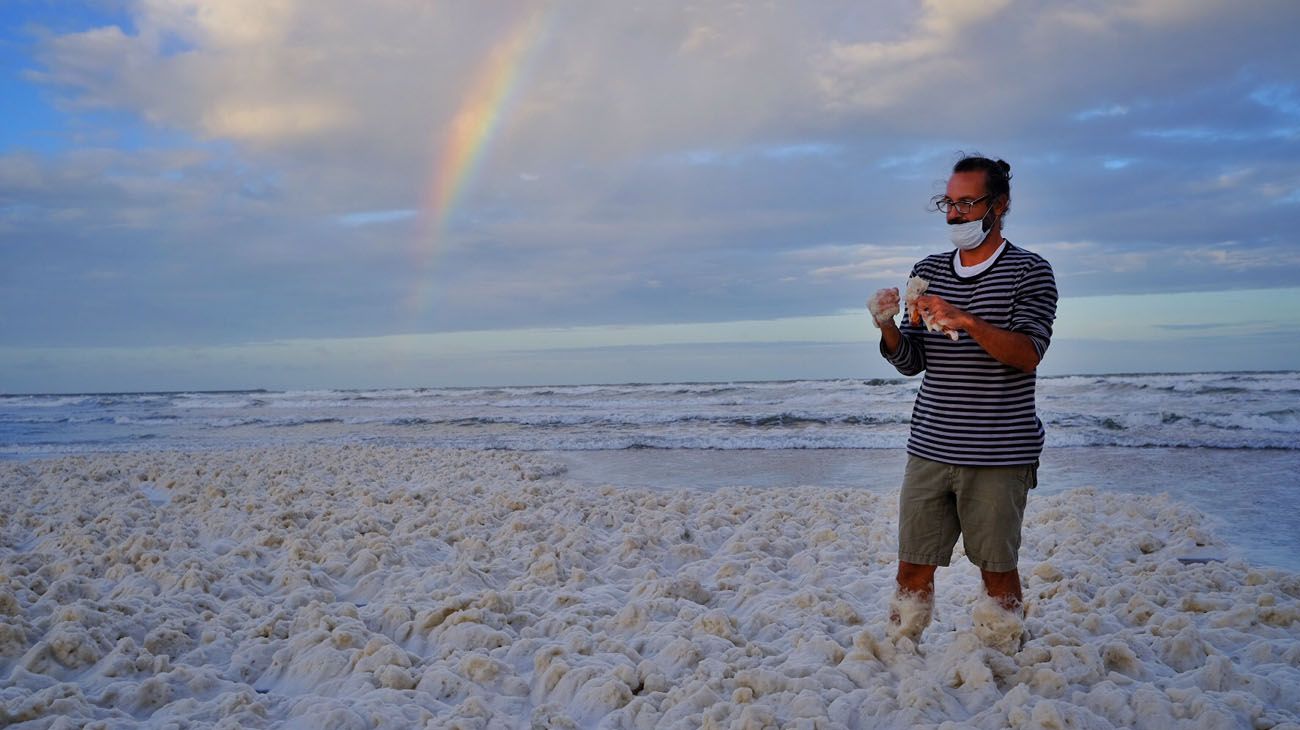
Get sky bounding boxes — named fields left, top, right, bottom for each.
left=2, top=0, right=1299, bottom=393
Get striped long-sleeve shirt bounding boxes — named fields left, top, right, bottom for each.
left=881, top=241, right=1058, bottom=466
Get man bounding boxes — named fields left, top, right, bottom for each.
left=867, top=155, right=1058, bottom=653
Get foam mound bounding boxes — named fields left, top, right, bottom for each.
left=1, top=446, right=1297, bottom=728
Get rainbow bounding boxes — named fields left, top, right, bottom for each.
left=406, top=8, right=552, bottom=317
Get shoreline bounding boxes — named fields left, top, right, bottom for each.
left=551, top=446, right=1300, bottom=573
left=5, top=444, right=1299, bottom=573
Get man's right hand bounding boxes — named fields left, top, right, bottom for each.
left=867, top=287, right=901, bottom=329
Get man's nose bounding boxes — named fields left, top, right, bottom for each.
left=947, top=208, right=962, bottom=223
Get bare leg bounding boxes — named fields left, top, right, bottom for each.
left=979, top=568, right=1022, bottom=612
left=889, top=561, right=937, bottom=643
left=975, top=568, right=1026, bottom=654
left=896, top=560, right=938, bottom=600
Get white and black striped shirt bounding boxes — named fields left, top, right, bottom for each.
left=880, top=242, right=1058, bottom=466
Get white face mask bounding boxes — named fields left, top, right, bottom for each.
left=948, top=219, right=988, bottom=250
left=948, top=211, right=994, bottom=251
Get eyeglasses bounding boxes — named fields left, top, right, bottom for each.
left=930, top=193, right=991, bottom=215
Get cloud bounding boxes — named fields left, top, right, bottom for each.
left=818, top=0, right=1013, bottom=114
left=1150, top=322, right=1242, bottom=331
left=808, top=262, right=916, bottom=281
left=1180, top=243, right=1300, bottom=271
left=1137, top=127, right=1255, bottom=143
left=198, top=99, right=348, bottom=142
left=780, top=243, right=921, bottom=282
left=4, top=0, right=1299, bottom=366
left=1249, top=84, right=1300, bottom=117
left=1076, top=105, right=1130, bottom=122
left=337, top=209, right=418, bottom=227
left=138, top=0, right=299, bottom=49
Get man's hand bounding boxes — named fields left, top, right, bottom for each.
left=867, top=287, right=901, bottom=328
left=914, top=295, right=967, bottom=338
left=914, top=294, right=1041, bottom=372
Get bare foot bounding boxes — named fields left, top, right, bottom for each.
left=887, top=591, right=934, bottom=645
left=972, top=597, right=1025, bottom=655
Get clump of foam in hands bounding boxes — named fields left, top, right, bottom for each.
left=905, top=275, right=959, bottom=340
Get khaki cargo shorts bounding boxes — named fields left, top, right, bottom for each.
left=897, top=454, right=1038, bottom=572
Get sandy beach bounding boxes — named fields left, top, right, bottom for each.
left=2, top=445, right=1298, bottom=728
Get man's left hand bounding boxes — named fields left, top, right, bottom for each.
left=914, top=294, right=968, bottom=337
left=915, top=294, right=1042, bottom=372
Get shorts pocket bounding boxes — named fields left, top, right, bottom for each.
left=1021, top=461, right=1039, bottom=490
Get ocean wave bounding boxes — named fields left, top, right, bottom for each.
left=1045, top=433, right=1299, bottom=450
left=1043, top=371, right=1300, bottom=396
left=112, top=415, right=182, bottom=425
left=1045, top=409, right=1300, bottom=436
left=0, top=415, right=108, bottom=425
left=330, top=411, right=910, bottom=429
left=172, top=396, right=266, bottom=409
left=4, top=372, right=1298, bottom=456
left=0, top=395, right=95, bottom=408
left=180, top=416, right=348, bottom=429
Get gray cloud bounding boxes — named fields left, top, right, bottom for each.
left=4, top=0, right=1299, bottom=353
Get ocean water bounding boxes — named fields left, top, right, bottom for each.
left=3, top=371, right=1298, bottom=570
left=5, top=371, right=1298, bottom=455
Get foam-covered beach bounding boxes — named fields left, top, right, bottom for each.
left=2, top=446, right=1298, bottom=729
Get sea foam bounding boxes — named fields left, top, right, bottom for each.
left=1, top=446, right=1297, bottom=728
